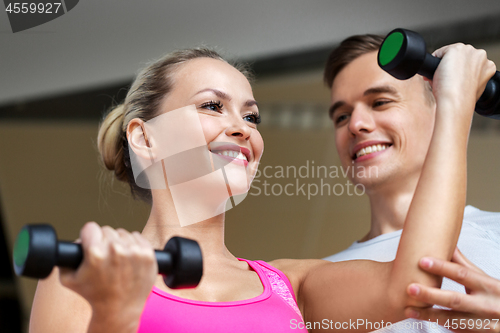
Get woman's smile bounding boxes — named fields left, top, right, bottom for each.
left=209, top=143, right=251, bottom=167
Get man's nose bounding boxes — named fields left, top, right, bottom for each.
left=348, top=104, right=376, bottom=136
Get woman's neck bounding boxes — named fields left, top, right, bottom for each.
left=141, top=194, right=235, bottom=262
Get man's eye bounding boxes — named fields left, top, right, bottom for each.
left=335, top=114, right=348, bottom=124
left=200, top=101, right=223, bottom=112
left=373, top=100, right=390, bottom=108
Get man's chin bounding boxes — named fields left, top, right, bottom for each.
left=350, top=175, right=391, bottom=193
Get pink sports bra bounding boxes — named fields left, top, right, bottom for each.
left=137, top=259, right=307, bottom=332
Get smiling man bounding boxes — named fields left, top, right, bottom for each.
left=323, top=34, right=500, bottom=332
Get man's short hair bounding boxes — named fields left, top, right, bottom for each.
left=324, top=34, right=384, bottom=89
left=323, top=34, right=435, bottom=105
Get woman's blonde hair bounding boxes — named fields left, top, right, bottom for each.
left=97, top=48, right=252, bottom=204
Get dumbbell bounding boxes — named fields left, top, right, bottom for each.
left=378, top=28, right=500, bottom=120
left=12, top=224, right=203, bottom=289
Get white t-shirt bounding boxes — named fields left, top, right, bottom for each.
left=324, top=205, right=500, bottom=333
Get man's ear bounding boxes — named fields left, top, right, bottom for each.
left=127, top=118, right=156, bottom=162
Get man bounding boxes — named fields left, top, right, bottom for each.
left=323, top=34, right=500, bottom=332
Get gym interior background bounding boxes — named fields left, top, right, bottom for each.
left=1, top=1, right=500, bottom=332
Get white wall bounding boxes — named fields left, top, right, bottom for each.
left=2, top=0, right=500, bottom=104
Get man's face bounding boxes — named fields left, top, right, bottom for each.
left=329, top=51, right=436, bottom=190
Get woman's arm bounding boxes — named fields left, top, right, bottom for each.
left=275, top=44, right=496, bottom=330
left=30, top=267, right=92, bottom=333
left=405, top=249, right=500, bottom=333
left=386, top=43, right=497, bottom=309
left=29, top=222, right=157, bottom=333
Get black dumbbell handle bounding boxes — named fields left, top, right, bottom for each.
left=418, top=53, right=441, bottom=80
left=57, top=241, right=82, bottom=269
left=57, top=241, right=173, bottom=275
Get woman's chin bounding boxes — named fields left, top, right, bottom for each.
left=226, top=170, right=251, bottom=195
left=229, top=184, right=251, bottom=197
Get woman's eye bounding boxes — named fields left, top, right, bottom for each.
left=244, top=113, right=261, bottom=125
left=201, top=101, right=223, bottom=112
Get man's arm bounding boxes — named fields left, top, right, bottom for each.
left=288, top=45, right=496, bottom=331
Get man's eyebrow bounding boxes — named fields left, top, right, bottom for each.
left=194, top=88, right=232, bottom=101
left=364, top=85, right=400, bottom=97
left=328, top=101, right=345, bottom=119
left=328, top=86, right=399, bottom=119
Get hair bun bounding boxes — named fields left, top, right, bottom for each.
left=97, top=104, right=128, bottom=182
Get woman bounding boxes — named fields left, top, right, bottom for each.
left=29, top=45, right=495, bottom=332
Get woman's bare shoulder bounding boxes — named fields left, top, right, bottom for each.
left=266, top=258, right=330, bottom=288
left=267, top=258, right=329, bottom=274
left=30, top=267, right=91, bottom=333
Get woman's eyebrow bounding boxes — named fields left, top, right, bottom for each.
left=193, top=88, right=231, bottom=100
left=245, top=100, right=258, bottom=108
left=194, top=88, right=258, bottom=108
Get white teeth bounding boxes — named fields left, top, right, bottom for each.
left=355, top=144, right=389, bottom=159
left=214, top=150, right=247, bottom=161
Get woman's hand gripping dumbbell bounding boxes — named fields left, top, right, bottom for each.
left=13, top=223, right=203, bottom=289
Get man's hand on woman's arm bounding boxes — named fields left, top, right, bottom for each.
left=405, top=248, right=500, bottom=333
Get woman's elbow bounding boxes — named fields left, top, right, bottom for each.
left=387, top=282, right=434, bottom=314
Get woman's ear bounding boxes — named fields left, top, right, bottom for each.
left=127, top=118, right=156, bottom=162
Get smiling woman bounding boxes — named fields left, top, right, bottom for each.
left=96, top=49, right=256, bottom=205
left=28, top=45, right=495, bottom=333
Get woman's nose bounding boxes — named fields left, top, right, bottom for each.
left=225, top=115, right=251, bottom=140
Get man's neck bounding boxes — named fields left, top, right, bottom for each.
left=359, top=177, right=419, bottom=242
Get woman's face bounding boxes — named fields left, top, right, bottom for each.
left=159, top=57, right=264, bottom=195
